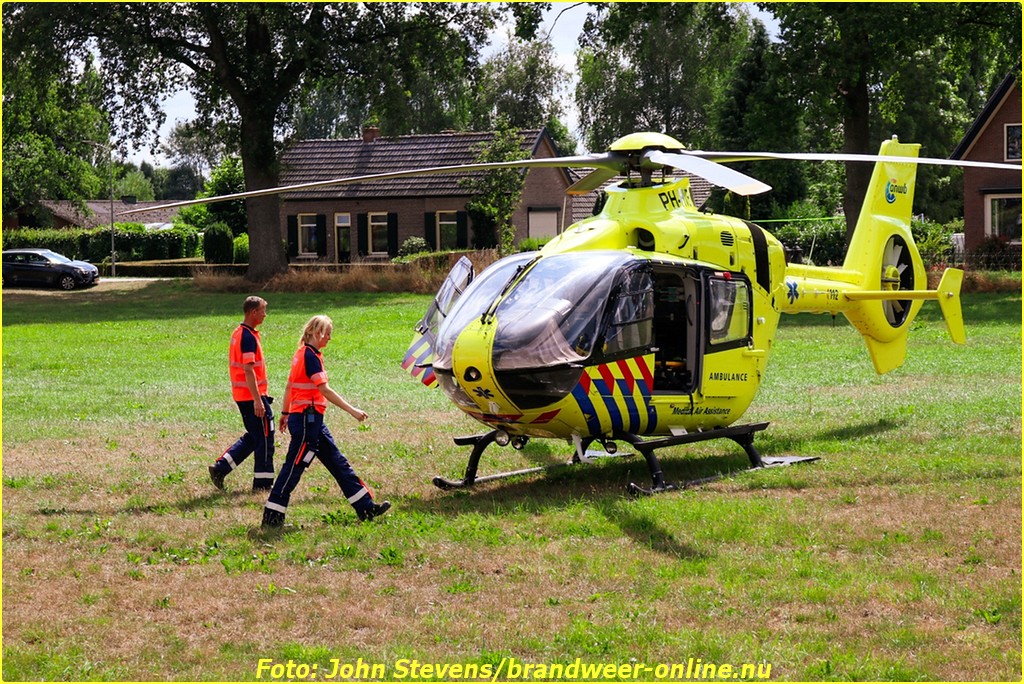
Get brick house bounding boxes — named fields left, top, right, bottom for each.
left=277, top=127, right=574, bottom=263
left=950, top=71, right=1022, bottom=253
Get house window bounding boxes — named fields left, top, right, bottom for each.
left=528, top=209, right=560, bottom=239
left=298, top=214, right=319, bottom=255
left=335, top=212, right=351, bottom=260
left=369, top=212, right=389, bottom=255
left=436, top=211, right=459, bottom=250
left=986, top=194, right=1022, bottom=243
left=1005, top=123, right=1022, bottom=162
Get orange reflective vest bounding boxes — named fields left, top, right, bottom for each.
left=286, top=344, right=329, bottom=414
left=228, top=324, right=268, bottom=401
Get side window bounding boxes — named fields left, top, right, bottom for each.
left=298, top=214, right=318, bottom=255
left=335, top=213, right=351, bottom=256
left=368, top=213, right=389, bottom=255
left=602, top=269, right=654, bottom=356
left=436, top=211, right=458, bottom=250
left=707, top=277, right=751, bottom=347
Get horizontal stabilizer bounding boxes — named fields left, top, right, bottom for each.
left=936, top=268, right=966, bottom=345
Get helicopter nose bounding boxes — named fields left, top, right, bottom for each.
left=450, top=320, right=520, bottom=416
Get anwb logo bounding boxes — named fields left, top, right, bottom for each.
left=885, top=179, right=908, bottom=204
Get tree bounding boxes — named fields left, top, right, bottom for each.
left=114, top=168, right=156, bottom=202
left=575, top=3, right=751, bottom=151
left=711, top=22, right=805, bottom=220
left=3, top=3, right=505, bottom=280
left=1, top=48, right=107, bottom=223
left=205, top=157, right=247, bottom=237
left=764, top=2, right=1022, bottom=239
left=161, top=121, right=226, bottom=187
left=471, top=35, right=578, bottom=156
left=460, top=119, right=530, bottom=256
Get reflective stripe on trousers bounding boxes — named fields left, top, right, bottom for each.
left=264, top=411, right=371, bottom=517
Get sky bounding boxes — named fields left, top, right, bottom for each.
left=130, top=2, right=777, bottom=166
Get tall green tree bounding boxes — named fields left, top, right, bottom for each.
left=199, top=156, right=247, bottom=237
left=711, top=22, right=805, bottom=220
left=114, top=168, right=156, bottom=202
left=575, top=3, right=751, bottom=151
left=3, top=3, right=504, bottom=280
left=764, top=2, right=1022, bottom=238
left=1, top=49, right=107, bottom=223
left=161, top=121, right=227, bottom=187
left=460, top=118, right=530, bottom=256
left=472, top=35, right=578, bottom=156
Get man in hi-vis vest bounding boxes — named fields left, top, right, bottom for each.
left=209, top=296, right=275, bottom=491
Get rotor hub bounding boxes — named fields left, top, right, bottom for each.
left=881, top=264, right=902, bottom=292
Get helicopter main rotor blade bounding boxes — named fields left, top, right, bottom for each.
left=120, top=152, right=631, bottom=216
left=565, top=167, right=622, bottom=196
left=686, top=150, right=1022, bottom=172
left=645, top=150, right=772, bottom=196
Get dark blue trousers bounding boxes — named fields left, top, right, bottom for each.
left=264, top=411, right=372, bottom=520
left=212, top=397, right=275, bottom=489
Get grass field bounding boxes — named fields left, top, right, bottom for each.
left=1, top=279, right=1020, bottom=682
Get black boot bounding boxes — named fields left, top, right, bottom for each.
left=261, top=508, right=286, bottom=529
left=357, top=500, right=391, bottom=522
left=208, top=465, right=226, bottom=490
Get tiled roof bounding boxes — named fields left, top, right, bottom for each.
left=279, top=129, right=549, bottom=200
left=42, top=200, right=182, bottom=229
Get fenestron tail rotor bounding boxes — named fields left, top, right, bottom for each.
left=881, top=234, right=915, bottom=326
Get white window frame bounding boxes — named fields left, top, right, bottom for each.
left=985, top=193, right=1022, bottom=244
left=436, top=210, right=458, bottom=250
left=298, top=213, right=318, bottom=256
left=368, top=212, right=389, bottom=255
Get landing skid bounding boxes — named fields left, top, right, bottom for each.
left=432, top=431, right=587, bottom=490
left=432, top=423, right=818, bottom=493
left=626, top=454, right=821, bottom=497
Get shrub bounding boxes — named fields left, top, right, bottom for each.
left=2, top=223, right=203, bottom=263
left=398, top=236, right=429, bottom=258
left=232, top=233, right=249, bottom=264
left=911, top=217, right=955, bottom=269
left=202, top=222, right=235, bottom=264
left=517, top=237, right=551, bottom=252
left=769, top=201, right=847, bottom=266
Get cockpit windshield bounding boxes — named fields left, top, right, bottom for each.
left=492, top=251, right=638, bottom=371
left=432, top=252, right=537, bottom=370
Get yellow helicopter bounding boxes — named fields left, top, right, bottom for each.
left=129, top=131, right=1017, bottom=494
left=397, top=131, right=1014, bottom=494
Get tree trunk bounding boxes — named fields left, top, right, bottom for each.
left=238, top=112, right=287, bottom=282
left=841, top=77, right=872, bottom=246
left=838, top=17, right=873, bottom=247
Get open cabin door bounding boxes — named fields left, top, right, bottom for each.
left=648, top=266, right=755, bottom=398
left=402, top=256, right=474, bottom=387
left=650, top=265, right=702, bottom=395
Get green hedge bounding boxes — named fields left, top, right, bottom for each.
left=2, top=224, right=202, bottom=263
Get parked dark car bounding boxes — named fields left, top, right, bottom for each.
left=2, top=249, right=100, bottom=290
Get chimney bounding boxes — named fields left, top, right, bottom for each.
left=362, top=125, right=381, bottom=143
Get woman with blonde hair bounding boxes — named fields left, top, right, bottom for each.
left=262, top=315, right=390, bottom=528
